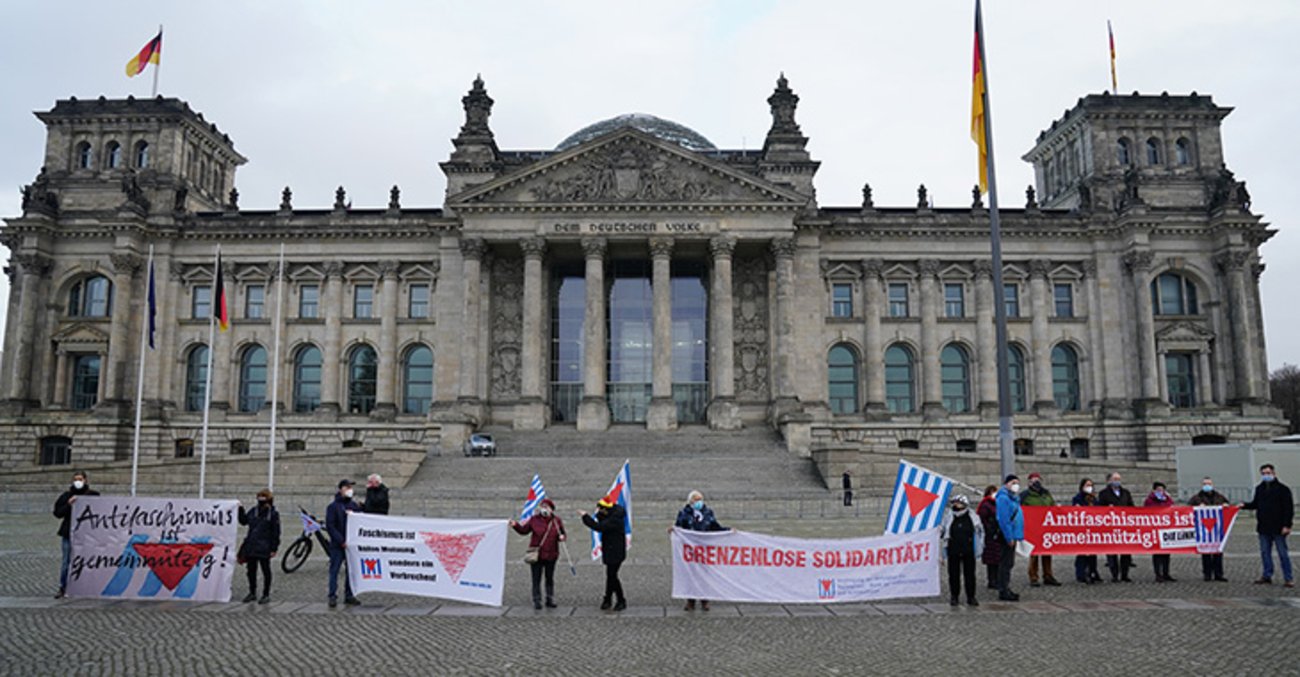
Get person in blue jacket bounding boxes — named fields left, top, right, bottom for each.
left=326, top=479, right=362, bottom=608
left=995, top=474, right=1024, bottom=601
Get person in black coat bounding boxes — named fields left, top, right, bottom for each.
left=52, top=470, right=99, bottom=598
left=237, top=488, right=281, bottom=604
left=674, top=490, right=726, bottom=611
left=1096, top=471, right=1135, bottom=582
left=326, top=479, right=362, bottom=607
left=1240, top=464, right=1294, bottom=586
left=842, top=470, right=853, bottom=507
left=362, top=474, right=390, bottom=515
left=581, top=496, right=627, bottom=611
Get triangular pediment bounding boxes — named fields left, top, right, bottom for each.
left=449, top=129, right=807, bottom=209
left=1155, top=321, right=1214, bottom=341
left=52, top=321, right=110, bottom=345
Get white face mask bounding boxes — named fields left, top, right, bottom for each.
left=343, top=489, right=354, bottom=499
left=72, top=480, right=85, bottom=490
left=538, top=508, right=551, bottom=517
left=1009, top=483, right=1021, bottom=494
left=1083, top=485, right=1093, bottom=494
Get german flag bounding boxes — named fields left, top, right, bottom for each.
left=971, top=0, right=989, bottom=194
left=214, top=250, right=229, bottom=331
left=125, top=30, right=162, bottom=78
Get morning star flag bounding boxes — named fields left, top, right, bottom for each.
left=971, top=0, right=989, bottom=193
left=1193, top=505, right=1232, bottom=554
left=519, top=474, right=548, bottom=520
left=300, top=511, right=322, bottom=535
left=125, top=30, right=162, bottom=78
left=591, top=460, right=632, bottom=561
left=885, top=460, right=955, bottom=534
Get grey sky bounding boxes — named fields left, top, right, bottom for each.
left=2, top=1, right=1297, bottom=370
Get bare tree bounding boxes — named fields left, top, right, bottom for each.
left=1270, top=364, right=1300, bottom=434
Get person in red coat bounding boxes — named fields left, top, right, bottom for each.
left=509, top=498, right=567, bottom=610
left=976, top=485, right=1002, bottom=589
left=1144, top=482, right=1176, bottom=582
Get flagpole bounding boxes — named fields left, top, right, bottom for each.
left=151, top=25, right=162, bottom=97
left=976, top=1, right=1015, bottom=480
left=268, top=243, right=285, bottom=490
left=129, top=245, right=155, bottom=497
left=198, top=244, right=219, bottom=499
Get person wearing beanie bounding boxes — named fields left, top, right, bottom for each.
left=675, top=490, right=726, bottom=611
left=1144, top=481, right=1176, bottom=582
left=1021, top=472, right=1060, bottom=587
left=325, top=479, right=362, bottom=608
left=237, top=488, right=281, bottom=603
left=580, top=494, right=627, bottom=611
left=941, top=494, right=984, bottom=606
left=509, top=498, right=567, bottom=610
left=52, top=470, right=99, bottom=598
left=995, top=474, right=1024, bottom=601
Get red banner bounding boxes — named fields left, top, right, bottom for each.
left=1022, top=506, right=1239, bottom=556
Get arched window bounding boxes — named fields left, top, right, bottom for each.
left=827, top=344, right=859, bottom=414
left=1145, top=137, right=1161, bottom=165
left=940, top=344, right=971, bottom=413
left=184, top=345, right=208, bottom=412
left=347, top=345, right=377, bottom=414
left=885, top=344, right=915, bottom=413
left=1007, top=345, right=1027, bottom=412
left=402, top=345, right=434, bottom=415
left=293, top=345, right=322, bottom=413
left=238, top=345, right=267, bottom=413
left=105, top=141, right=122, bottom=169
left=76, top=141, right=93, bottom=169
left=1175, top=138, right=1191, bottom=166
left=68, top=275, right=113, bottom=317
left=134, top=140, right=150, bottom=168
left=1117, top=138, right=1131, bottom=165
left=1150, top=272, right=1199, bottom=316
left=1052, top=344, right=1081, bottom=411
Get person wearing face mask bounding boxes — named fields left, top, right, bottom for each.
left=995, top=474, right=1024, bottom=601
left=1188, top=476, right=1230, bottom=582
left=1021, top=472, right=1061, bottom=587
left=941, top=494, right=983, bottom=606
left=977, top=485, right=1003, bottom=590
left=509, top=498, right=567, bottom=610
left=1144, top=482, right=1176, bottom=583
left=1071, top=478, right=1103, bottom=584
left=52, top=470, right=100, bottom=598
left=237, top=489, right=281, bottom=603
left=1240, top=464, right=1294, bottom=587
left=325, top=479, right=362, bottom=608
left=581, top=494, right=628, bottom=611
left=674, top=490, right=726, bottom=611
left=1097, top=471, right=1134, bottom=582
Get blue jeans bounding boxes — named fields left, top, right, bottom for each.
left=327, top=544, right=353, bottom=600
left=1258, top=533, right=1293, bottom=581
left=59, top=537, right=72, bottom=590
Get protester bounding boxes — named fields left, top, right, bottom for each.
left=326, top=479, right=362, bottom=607
left=1240, top=464, right=1294, bottom=587
left=1071, top=478, right=1103, bottom=584
left=581, top=494, right=628, bottom=611
left=675, top=490, right=726, bottom=611
left=509, top=498, right=567, bottom=610
left=52, top=470, right=99, bottom=598
left=1144, top=481, right=1176, bottom=582
left=995, top=475, right=1023, bottom=601
left=1188, top=475, right=1230, bottom=582
left=842, top=470, right=853, bottom=507
left=362, top=474, right=390, bottom=515
left=941, top=494, right=983, bottom=606
left=1021, top=472, right=1060, bottom=587
left=1097, top=471, right=1135, bottom=582
left=237, top=488, right=281, bottom=604
left=977, top=485, right=1003, bottom=589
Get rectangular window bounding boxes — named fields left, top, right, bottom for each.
left=944, top=283, right=965, bottom=318
left=831, top=283, right=853, bottom=318
left=229, top=439, right=250, bottom=455
left=175, top=439, right=194, bottom=458
left=245, top=285, right=265, bottom=319
left=192, top=285, right=211, bottom=319
left=298, top=284, right=319, bottom=319
left=1165, top=353, right=1197, bottom=408
left=70, top=354, right=101, bottom=410
left=1003, top=283, right=1020, bottom=318
left=888, top=283, right=909, bottom=318
left=1070, top=438, right=1091, bottom=459
left=408, top=283, right=430, bottom=319
left=353, top=284, right=374, bottom=319
left=39, top=438, right=72, bottom=466
left=1054, top=283, right=1074, bottom=318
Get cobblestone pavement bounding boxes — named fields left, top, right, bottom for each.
left=2, top=512, right=1296, bottom=675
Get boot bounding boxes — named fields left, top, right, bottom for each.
left=700, top=601, right=710, bottom=611
left=613, top=599, right=626, bottom=611
left=600, top=597, right=612, bottom=610
left=242, top=592, right=257, bottom=603
left=684, top=600, right=696, bottom=611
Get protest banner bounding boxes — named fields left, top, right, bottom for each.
left=66, top=496, right=238, bottom=602
left=671, top=527, right=939, bottom=604
left=346, top=513, right=507, bottom=607
left=1021, top=505, right=1240, bottom=556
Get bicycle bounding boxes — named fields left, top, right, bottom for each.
left=281, top=506, right=332, bottom=574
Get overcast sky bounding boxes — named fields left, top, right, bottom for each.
left=1, top=1, right=1297, bottom=371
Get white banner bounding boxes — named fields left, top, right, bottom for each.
left=66, top=496, right=238, bottom=602
left=671, top=527, right=940, bottom=604
left=346, top=514, right=507, bottom=607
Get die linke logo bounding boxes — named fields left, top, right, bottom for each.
left=420, top=531, right=486, bottom=583
left=818, top=578, right=837, bottom=600
left=360, top=558, right=383, bottom=580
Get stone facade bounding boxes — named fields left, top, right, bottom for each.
left=0, top=79, right=1286, bottom=471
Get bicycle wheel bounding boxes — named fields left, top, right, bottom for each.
left=281, top=536, right=312, bottom=573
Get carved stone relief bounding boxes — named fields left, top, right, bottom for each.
left=489, top=253, right=523, bottom=400
left=733, top=254, right=770, bottom=400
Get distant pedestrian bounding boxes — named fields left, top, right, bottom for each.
left=362, top=474, right=390, bottom=515
left=1097, top=471, right=1135, bottom=582
left=1021, top=472, right=1061, bottom=587
left=1188, top=475, right=1230, bottom=582
left=995, top=475, right=1024, bottom=601
left=510, top=498, right=566, bottom=610
left=237, top=489, right=281, bottom=604
left=52, top=470, right=99, bottom=598
left=842, top=470, right=853, bottom=507
left=1144, top=482, right=1176, bottom=582
left=581, top=494, right=627, bottom=611
left=941, top=494, right=983, bottom=606
left=1071, top=478, right=1102, bottom=584
left=326, top=479, right=362, bottom=608
left=1240, top=464, right=1294, bottom=587
left=977, top=485, right=1003, bottom=589
left=675, top=490, right=726, bottom=611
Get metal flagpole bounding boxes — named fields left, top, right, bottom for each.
left=129, top=244, right=155, bottom=497
left=268, top=243, right=285, bottom=490
left=198, top=244, right=219, bottom=499
left=151, top=25, right=162, bottom=98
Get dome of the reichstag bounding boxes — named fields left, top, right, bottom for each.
left=555, top=113, right=717, bottom=152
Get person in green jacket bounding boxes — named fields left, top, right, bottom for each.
left=1021, top=472, right=1061, bottom=587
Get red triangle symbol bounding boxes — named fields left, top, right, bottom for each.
left=420, top=532, right=486, bottom=583
left=526, top=487, right=537, bottom=501
left=1201, top=517, right=1218, bottom=531
left=131, top=543, right=214, bottom=591
left=902, top=483, right=939, bottom=518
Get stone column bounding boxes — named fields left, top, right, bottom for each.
left=1028, top=259, right=1057, bottom=415
left=456, top=239, right=487, bottom=420
left=52, top=348, right=69, bottom=407
left=708, top=237, right=742, bottom=429
left=1082, top=260, right=1107, bottom=411
left=1197, top=350, right=1213, bottom=406
left=515, top=237, right=548, bottom=430
left=319, top=261, right=344, bottom=417
left=1124, top=250, right=1163, bottom=414
left=647, top=237, right=677, bottom=430
left=4, top=254, right=51, bottom=406
left=861, top=258, right=888, bottom=417
left=577, top=237, right=609, bottom=431
left=372, top=259, right=400, bottom=420
left=918, top=259, right=945, bottom=419
left=1218, top=251, right=1261, bottom=403
left=973, top=260, right=998, bottom=418
left=104, top=252, right=142, bottom=409
left=770, top=237, right=799, bottom=419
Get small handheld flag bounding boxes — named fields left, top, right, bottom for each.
left=300, top=511, right=322, bottom=535
left=519, top=474, right=547, bottom=520
left=126, top=30, right=162, bottom=78
left=885, top=459, right=955, bottom=534
left=591, top=460, right=632, bottom=561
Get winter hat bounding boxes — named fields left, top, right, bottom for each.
left=1028, top=472, right=1042, bottom=481
left=951, top=495, right=970, bottom=506
left=597, top=497, right=614, bottom=508
left=539, top=498, right=556, bottom=510
left=1004, top=474, right=1020, bottom=484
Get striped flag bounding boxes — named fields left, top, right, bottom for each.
left=885, top=460, right=955, bottom=534
left=971, top=0, right=989, bottom=194
left=125, top=30, right=162, bottom=78
left=1108, top=20, right=1118, bottom=93
left=591, top=460, right=632, bottom=561
left=214, top=249, right=229, bottom=331
left=1193, top=505, right=1227, bottom=554
left=519, top=474, right=547, bottom=521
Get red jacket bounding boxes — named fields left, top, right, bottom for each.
left=512, top=514, right=566, bottom=561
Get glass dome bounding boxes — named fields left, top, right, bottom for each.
left=555, top=113, right=716, bottom=152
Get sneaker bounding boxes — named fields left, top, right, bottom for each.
left=1044, top=579, right=1062, bottom=587
left=613, top=599, right=626, bottom=611
left=600, top=599, right=612, bottom=610
left=328, top=597, right=338, bottom=608
left=242, top=592, right=257, bottom=603
left=1285, top=581, right=1295, bottom=589
left=258, top=595, right=270, bottom=605
left=1254, top=577, right=1272, bottom=585
left=54, top=589, right=65, bottom=600
left=344, top=597, right=361, bottom=606
left=684, top=600, right=696, bottom=611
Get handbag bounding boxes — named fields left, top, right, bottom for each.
left=522, top=518, right=555, bottom=564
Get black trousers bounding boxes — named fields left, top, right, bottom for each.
left=996, top=541, right=1017, bottom=594
left=530, top=559, right=557, bottom=604
left=986, top=562, right=999, bottom=587
left=1106, top=554, right=1133, bottom=579
left=947, top=549, right=977, bottom=601
left=245, top=557, right=271, bottom=595
left=1152, top=554, right=1171, bottom=579
left=1201, top=553, right=1224, bottom=579
left=843, top=490, right=853, bottom=507
left=603, top=560, right=624, bottom=602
